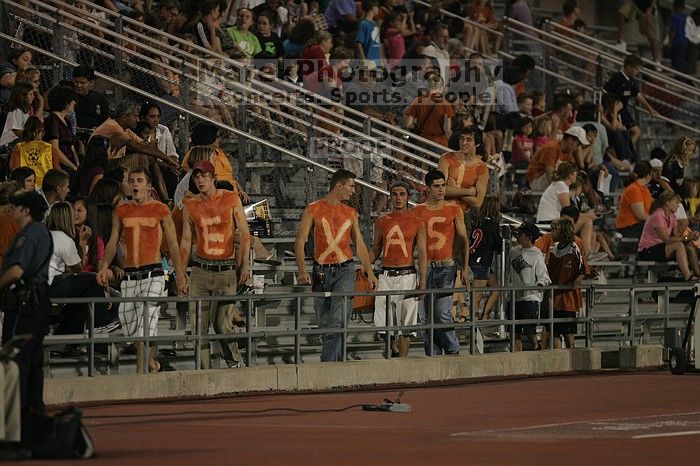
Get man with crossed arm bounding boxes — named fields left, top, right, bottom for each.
left=296, top=169, right=378, bottom=362
left=97, top=168, right=186, bottom=373
left=370, top=181, right=427, bottom=357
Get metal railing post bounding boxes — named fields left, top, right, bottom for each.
left=88, top=302, right=95, bottom=377
left=142, top=300, right=149, bottom=374
left=595, top=54, right=603, bottom=89
left=342, top=295, right=348, bottom=361
left=361, top=118, right=373, bottom=236
left=542, top=21, right=555, bottom=105
left=51, top=19, right=66, bottom=82
left=195, top=299, right=202, bottom=370
left=428, top=291, right=435, bottom=356
left=246, top=295, right=252, bottom=367
left=501, top=19, right=510, bottom=52
left=548, top=289, right=554, bottom=350
left=385, top=291, right=391, bottom=359
left=178, top=59, right=190, bottom=155
left=295, top=296, right=301, bottom=364
left=628, top=288, right=636, bottom=346
left=113, top=15, right=124, bottom=103
left=469, top=288, right=475, bottom=355
left=510, top=289, right=516, bottom=353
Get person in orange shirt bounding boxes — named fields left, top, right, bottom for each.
left=526, top=126, right=589, bottom=191
left=412, top=169, right=469, bottom=356
left=97, top=168, right=186, bottom=373
left=295, top=169, right=377, bottom=362
left=616, top=161, right=653, bottom=238
left=370, top=181, right=427, bottom=357
left=0, top=181, right=22, bottom=270
left=180, top=160, right=250, bottom=369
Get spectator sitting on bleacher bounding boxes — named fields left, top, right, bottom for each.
left=525, top=126, right=589, bottom=191
left=325, top=0, right=357, bottom=32
left=90, top=100, right=177, bottom=202
left=46, top=202, right=119, bottom=357
left=616, top=161, right=652, bottom=238
left=662, top=136, right=697, bottom=194
left=227, top=7, right=263, bottom=58
left=44, top=85, right=80, bottom=173
left=9, top=166, right=35, bottom=191
left=138, top=102, right=179, bottom=161
left=0, top=48, right=32, bottom=109
left=647, top=152, right=673, bottom=198
left=9, top=117, right=60, bottom=190
left=145, top=0, right=181, bottom=32
left=0, top=82, right=34, bottom=153
left=77, top=136, right=110, bottom=197
left=16, top=66, right=44, bottom=118
left=72, top=65, right=111, bottom=133
left=637, top=190, right=700, bottom=281
left=0, top=181, right=21, bottom=269
left=536, top=162, right=596, bottom=256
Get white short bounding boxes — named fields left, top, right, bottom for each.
left=374, top=272, right=419, bottom=335
left=119, top=275, right=166, bottom=338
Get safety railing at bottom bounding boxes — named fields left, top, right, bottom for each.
left=46, top=282, right=697, bottom=376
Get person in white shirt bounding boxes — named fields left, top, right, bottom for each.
left=536, top=162, right=596, bottom=254
left=46, top=202, right=118, bottom=347
left=139, top=102, right=179, bottom=160
left=508, top=221, right=550, bottom=351
left=536, top=162, right=578, bottom=222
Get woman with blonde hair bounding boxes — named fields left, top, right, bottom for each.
left=663, top=136, right=697, bottom=193
left=638, top=190, right=700, bottom=281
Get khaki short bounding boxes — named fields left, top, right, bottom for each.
left=618, top=1, right=658, bottom=42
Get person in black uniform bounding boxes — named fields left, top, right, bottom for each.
left=0, top=190, right=51, bottom=415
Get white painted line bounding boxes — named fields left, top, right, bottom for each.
left=633, top=431, right=700, bottom=440
left=451, top=412, right=700, bottom=438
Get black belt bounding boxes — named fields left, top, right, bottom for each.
left=313, top=259, right=353, bottom=269
left=123, top=264, right=164, bottom=281
left=382, top=266, right=416, bottom=277
left=193, top=258, right=237, bottom=272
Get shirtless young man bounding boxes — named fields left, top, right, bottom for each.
left=370, top=181, right=427, bottom=357
left=97, top=168, right=186, bottom=373
left=180, top=159, right=251, bottom=369
left=412, top=169, right=470, bottom=356
left=295, top=169, right=378, bottom=362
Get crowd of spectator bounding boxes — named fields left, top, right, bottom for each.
left=0, top=0, right=698, bottom=370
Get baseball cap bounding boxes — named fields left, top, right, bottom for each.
left=516, top=221, right=541, bottom=241
left=192, top=160, right=215, bottom=176
left=649, top=158, right=663, bottom=169
left=564, top=126, right=590, bottom=146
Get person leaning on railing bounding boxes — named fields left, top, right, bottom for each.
left=637, top=190, right=700, bottom=282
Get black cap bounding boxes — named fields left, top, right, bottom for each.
left=516, top=221, right=541, bottom=241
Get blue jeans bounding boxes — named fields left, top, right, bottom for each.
left=313, top=263, right=356, bottom=362
left=420, top=266, right=459, bottom=355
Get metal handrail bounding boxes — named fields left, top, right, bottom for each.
left=45, top=280, right=695, bottom=375
left=24, top=0, right=456, bottom=158
left=546, top=19, right=700, bottom=89
left=0, top=31, right=394, bottom=196
left=407, top=0, right=700, bottom=135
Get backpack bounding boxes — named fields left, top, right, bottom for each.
left=22, top=407, right=95, bottom=459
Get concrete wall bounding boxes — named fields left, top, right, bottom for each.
left=44, top=348, right=604, bottom=406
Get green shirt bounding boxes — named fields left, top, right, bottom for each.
left=226, top=27, right=262, bottom=58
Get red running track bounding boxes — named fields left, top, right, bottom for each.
left=29, top=372, right=700, bottom=465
